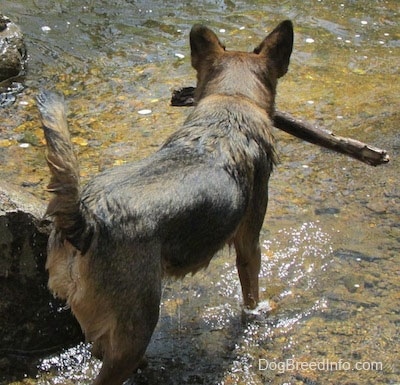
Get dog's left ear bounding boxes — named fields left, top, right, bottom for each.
left=254, top=20, right=294, bottom=78
left=190, top=24, right=225, bottom=71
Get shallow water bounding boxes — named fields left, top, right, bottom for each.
left=1, top=0, right=399, bottom=384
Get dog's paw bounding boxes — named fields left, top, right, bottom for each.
left=241, top=300, right=277, bottom=324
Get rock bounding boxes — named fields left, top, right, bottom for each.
left=365, top=202, right=388, bottom=214
left=0, top=14, right=27, bottom=82
left=0, top=182, right=82, bottom=380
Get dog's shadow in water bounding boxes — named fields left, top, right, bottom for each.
left=129, top=279, right=247, bottom=385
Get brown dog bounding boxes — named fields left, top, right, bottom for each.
left=37, top=20, right=293, bottom=385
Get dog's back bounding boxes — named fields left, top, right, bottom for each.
left=37, top=20, right=293, bottom=385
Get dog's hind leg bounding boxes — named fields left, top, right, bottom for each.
left=86, top=241, right=162, bottom=385
left=86, top=282, right=161, bottom=385
left=92, top=326, right=156, bottom=385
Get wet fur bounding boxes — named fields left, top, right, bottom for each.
left=37, top=20, right=293, bottom=385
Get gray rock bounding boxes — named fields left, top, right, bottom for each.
left=0, top=182, right=82, bottom=379
left=0, top=14, right=27, bottom=82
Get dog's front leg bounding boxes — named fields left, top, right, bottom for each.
left=234, top=232, right=261, bottom=310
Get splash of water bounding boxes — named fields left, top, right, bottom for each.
left=215, top=222, right=333, bottom=385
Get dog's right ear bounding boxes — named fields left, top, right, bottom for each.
left=253, top=20, right=294, bottom=78
left=190, top=25, right=225, bottom=71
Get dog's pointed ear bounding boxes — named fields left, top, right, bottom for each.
left=254, top=20, right=294, bottom=78
left=190, top=24, right=225, bottom=70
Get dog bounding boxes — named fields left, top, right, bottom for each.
left=36, top=20, right=293, bottom=385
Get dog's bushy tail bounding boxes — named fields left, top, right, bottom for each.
left=37, top=91, right=84, bottom=247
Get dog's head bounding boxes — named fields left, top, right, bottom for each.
left=190, top=20, right=293, bottom=113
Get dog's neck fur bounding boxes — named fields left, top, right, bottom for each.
left=190, top=93, right=275, bottom=143
left=164, top=93, right=277, bottom=171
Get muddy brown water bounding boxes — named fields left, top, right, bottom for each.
left=1, top=0, right=399, bottom=384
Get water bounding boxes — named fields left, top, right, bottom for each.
left=1, top=0, right=398, bottom=384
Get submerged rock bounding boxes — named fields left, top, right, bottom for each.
left=0, top=14, right=26, bottom=82
left=0, top=182, right=82, bottom=381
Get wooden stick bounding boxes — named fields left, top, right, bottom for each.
left=171, top=87, right=389, bottom=166
left=274, top=111, right=389, bottom=166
